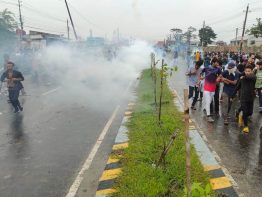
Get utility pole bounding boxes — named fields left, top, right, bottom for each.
left=235, top=28, right=238, bottom=46
left=240, top=4, right=249, bottom=54
left=117, top=28, right=120, bottom=42
left=18, top=0, right=23, bottom=32
left=202, top=20, right=205, bottom=47
left=67, top=19, right=70, bottom=40
left=17, top=0, right=23, bottom=54
left=64, top=0, right=78, bottom=40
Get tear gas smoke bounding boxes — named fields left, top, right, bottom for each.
left=132, top=0, right=141, bottom=19
left=34, top=40, right=153, bottom=111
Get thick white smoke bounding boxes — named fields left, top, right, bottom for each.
left=36, top=40, right=153, bottom=110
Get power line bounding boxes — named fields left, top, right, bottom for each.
left=216, top=27, right=243, bottom=34
left=56, top=0, right=104, bottom=32
left=25, top=22, right=67, bottom=32
left=23, top=16, right=65, bottom=28
left=0, top=0, right=17, bottom=6
left=0, top=0, right=68, bottom=31
left=0, top=0, right=66, bottom=25
left=66, top=2, right=104, bottom=31
left=206, top=11, right=244, bottom=26
left=250, top=6, right=262, bottom=12
left=22, top=4, right=66, bottom=23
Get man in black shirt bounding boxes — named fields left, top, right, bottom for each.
left=232, top=65, right=256, bottom=133
left=0, top=62, right=24, bottom=113
left=237, top=59, right=246, bottom=74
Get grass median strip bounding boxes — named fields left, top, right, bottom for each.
left=113, top=69, right=214, bottom=197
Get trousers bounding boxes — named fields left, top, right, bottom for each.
left=8, top=89, right=21, bottom=111
left=188, top=86, right=199, bottom=107
left=238, top=101, right=254, bottom=126
left=203, top=91, right=215, bottom=116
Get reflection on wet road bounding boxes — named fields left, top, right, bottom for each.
left=170, top=58, right=262, bottom=197
left=10, top=115, right=24, bottom=143
left=0, top=79, right=129, bottom=197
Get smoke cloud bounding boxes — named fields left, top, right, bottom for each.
left=35, top=40, right=153, bottom=111
left=132, top=0, right=141, bottom=20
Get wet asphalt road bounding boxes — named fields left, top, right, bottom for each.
left=170, top=58, right=262, bottom=197
left=0, top=78, right=130, bottom=197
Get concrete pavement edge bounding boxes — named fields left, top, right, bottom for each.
left=173, top=89, right=240, bottom=197
left=94, top=107, right=134, bottom=197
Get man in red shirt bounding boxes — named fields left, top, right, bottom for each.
left=201, top=57, right=222, bottom=122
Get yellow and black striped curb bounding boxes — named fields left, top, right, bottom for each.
left=95, top=143, right=128, bottom=196
left=95, top=106, right=133, bottom=197
left=190, top=122, right=238, bottom=197
left=173, top=90, right=239, bottom=197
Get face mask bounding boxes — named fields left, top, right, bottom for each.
left=228, top=67, right=236, bottom=75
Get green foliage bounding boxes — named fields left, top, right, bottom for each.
left=0, top=9, right=17, bottom=31
left=183, top=183, right=212, bottom=197
left=0, top=9, right=17, bottom=51
left=247, top=18, right=262, bottom=38
left=160, top=63, right=174, bottom=78
left=199, top=26, right=217, bottom=47
left=114, top=69, right=213, bottom=197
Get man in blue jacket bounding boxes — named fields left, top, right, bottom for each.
left=0, top=61, right=24, bottom=113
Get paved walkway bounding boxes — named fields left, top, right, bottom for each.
left=169, top=57, right=262, bottom=197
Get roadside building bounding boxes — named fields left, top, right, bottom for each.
left=230, top=35, right=262, bottom=47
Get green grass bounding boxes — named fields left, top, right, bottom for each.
left=114, top=69, right=213, bottom=197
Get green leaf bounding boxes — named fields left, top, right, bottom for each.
left=205, top=184, right=212, bottom=195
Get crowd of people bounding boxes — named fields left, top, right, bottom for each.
left=186, top=51, right=262, bottom=133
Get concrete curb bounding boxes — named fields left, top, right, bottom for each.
left=95, top=110, right=132, bottom=197
left=94, top=75, right=140, bottom=197
left=173, top=89, right=239, bottom=197
left=94, top=74, right=239, bottom=196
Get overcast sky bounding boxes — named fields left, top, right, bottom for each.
left=1, top=0, right=262, bottom=43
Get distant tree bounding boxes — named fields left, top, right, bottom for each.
left=170, top=28, right=182, bottom=34
left=199, top=26, right=217, bottom=47
left=247, top=18, right=262, bottom=38
left=0, top=9, right=17, bottom=30
left=0, top=9, right=18, bottom=51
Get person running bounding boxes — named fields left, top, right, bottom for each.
left=232, top=65, right=256, bottom=133
left=210, top=59, right=223, bottom=115
left=186, top=60, right=204, bottom=110
left=0, top=62, right=24, bottom=113
left=254, top=61, right=262, bottom=113
left=201, top=57, right=222, bottom=122
left=221, top=62, right=239, bottom=125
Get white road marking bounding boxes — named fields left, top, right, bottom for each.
left=42, top=87, right=61, bottom=96
left=65, top=105, right=120, bottom=197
